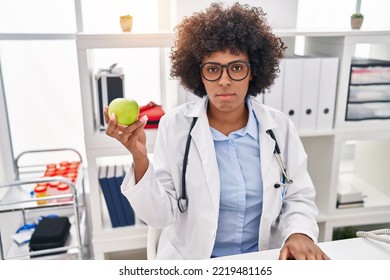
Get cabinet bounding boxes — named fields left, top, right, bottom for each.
left=76, top=29, right=390, bottom=258
left=0, top=148, right=89, bottom=260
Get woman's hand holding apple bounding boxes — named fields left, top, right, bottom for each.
left=104, top=98, right=149, bottom=182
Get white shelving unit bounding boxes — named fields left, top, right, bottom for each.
left=301, top=29, right=390, bottom=240
left=75, top=29, right=390, bottom=258
left=76, top=32, right=170, bottom=260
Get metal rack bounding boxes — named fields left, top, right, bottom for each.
left=0, top=148, right=89, bottom=260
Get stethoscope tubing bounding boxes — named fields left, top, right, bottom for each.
left=178, top=117, right=198, bottom=213
left=179, top=120, right=293, bottom=213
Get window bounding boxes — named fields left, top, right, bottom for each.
left=0, top=0, right=161, bottom=165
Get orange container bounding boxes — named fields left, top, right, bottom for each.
left=48, top=181, right=60, bottom=202
left=59, top=161, right=70, bottom=167
left=34, top=185, right=48, bottom=205
left=46, top=163, right=57, bottom=169
left=57, top=183, right=72, bottom=202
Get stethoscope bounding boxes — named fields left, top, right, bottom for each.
left=177, top=117, right=294, bottom=213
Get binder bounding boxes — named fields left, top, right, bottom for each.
left=282, top=57, right=303, bottom=129
left=316, top=57, right=339, bottom=130
left=115, top=164, right=135, bottom=226
left=98, top=165, right=120, bottom=228
left=299, top=57, right=321, bottom=131
left=263, top=59, right=285, bottom=111
left=95, top=66, right=124, bottom=130
left=106, top=165, right=127, bottom=227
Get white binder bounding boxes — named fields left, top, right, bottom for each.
left=316, top=57, right=339, bottom=130
left=263, top=59, right=285, bottom=111
left=282, top=57, right=303, bottom=129
left=299, top=57, right=321, bottom=131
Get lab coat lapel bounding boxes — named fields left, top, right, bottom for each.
left=251, top=99, right=277, bottom=179
left=186, top=99, right=220, bottom=211
left=251, top=98, right=280, bottom=249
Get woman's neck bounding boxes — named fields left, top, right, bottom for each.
left=207, top=102, right=249, bottom=136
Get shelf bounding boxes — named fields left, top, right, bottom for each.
left=76, top=32, right=174, bottom=49
left=92, top=224, right=147, bottom=259
left=274, top=28, right=390, bottom=38
left=2, top=29, right=389, bottom=43
left=299, top=129, right=336, bottom=138
left=335, top=127, right=390, bottom=142
left=85, top=129, right=158, bottom=156
left=4, top=210, right=89, bottom=260
left=0, top=174, right=84, bottom=213
left=74, top=29, right=390, bottom=54
left=0, top=33, right=76, bottom=40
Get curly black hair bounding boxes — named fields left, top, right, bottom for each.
left=170, top=2, right=286, bottom=98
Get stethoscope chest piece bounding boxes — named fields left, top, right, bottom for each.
left=178, top=198, right=188, bottom=213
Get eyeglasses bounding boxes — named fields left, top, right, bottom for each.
left=199, top=60, right=251, bottom=82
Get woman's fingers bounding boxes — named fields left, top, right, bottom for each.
left=103, top=106, right=110, bottom=124
left=105, top=112, right=148, bottom=144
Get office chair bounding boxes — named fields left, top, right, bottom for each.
left=147, top=226, right=162, bottom=260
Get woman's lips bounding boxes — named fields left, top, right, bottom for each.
left=216, top=93, right=234, bottom=99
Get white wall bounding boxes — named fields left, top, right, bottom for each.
left=175, top=0, right=298, bottom=29
left=0, top=60, right=15, bottom=184
left=297, top=0, right=390, bottom=29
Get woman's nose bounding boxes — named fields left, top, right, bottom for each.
left=218, top=67, right=232, bottom=86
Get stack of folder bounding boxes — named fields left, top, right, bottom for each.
left=346, top=58, right=390, bottom=121
left=98, top=164, right=135, bottom=228
left=263, top=55, right=339, bottom=132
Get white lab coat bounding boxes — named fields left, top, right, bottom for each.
left=122, top=96, right=319, bottom=259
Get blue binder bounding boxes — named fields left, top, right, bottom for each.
left=98, top=165, right=120, bottom=228
left=115, top=164, right=135, bottom=226
left=106, top=165, right=127, bottom=227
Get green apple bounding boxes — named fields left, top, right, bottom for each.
left=108, top=98, right=139, bottom=126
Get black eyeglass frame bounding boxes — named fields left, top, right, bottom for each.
left=199, top=60, right=251, bottom=82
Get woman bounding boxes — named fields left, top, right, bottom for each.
left=104, top=2, right=329, bottom=260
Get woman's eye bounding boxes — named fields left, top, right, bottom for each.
left=207, top=67, right=219, bottom=73
left=231, top=64, right=243, bottom=72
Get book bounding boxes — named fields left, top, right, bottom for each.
left=106, top=165, right=127, bottom=227
left=337, top=184, right=363, bottom=204
left=98, top=165, right=120, bottom=228
left=115, top=164, right=135, bottom=226
left=336, top=200, right=365, bottom=209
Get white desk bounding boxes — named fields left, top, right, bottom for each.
left=217, top=237, right=390, bottom=260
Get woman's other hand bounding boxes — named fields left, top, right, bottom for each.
left=279, top=233, right=330, bottom=260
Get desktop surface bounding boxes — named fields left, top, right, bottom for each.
left=216, top=237, right=390, bottom=260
